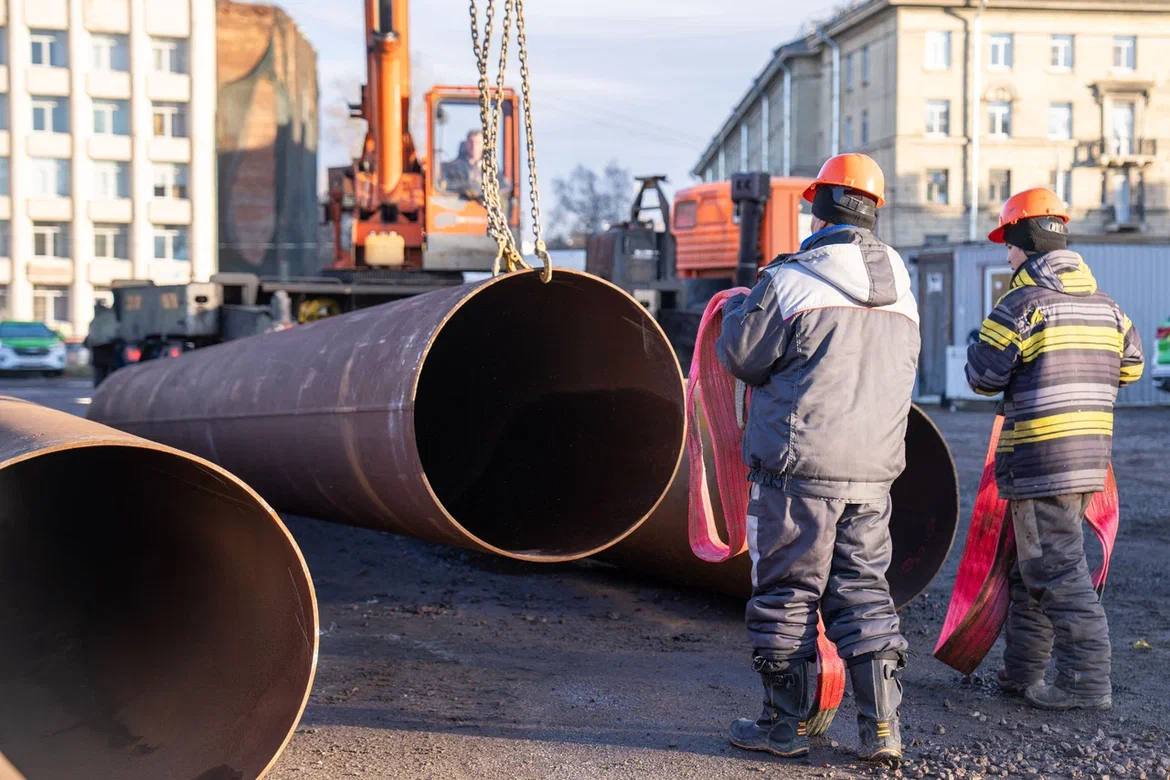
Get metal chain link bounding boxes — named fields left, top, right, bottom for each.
left=468, top=0, right=552, bottom=282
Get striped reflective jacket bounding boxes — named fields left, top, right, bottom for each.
left=965, top=251, right=1144, bottom=499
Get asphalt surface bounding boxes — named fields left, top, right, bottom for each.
left=8, top=376, right=1170, bottom=779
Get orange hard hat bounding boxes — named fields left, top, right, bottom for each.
left=802, top=153, right=886, bottom=207
left=989, top=188, right=1069, bottom=243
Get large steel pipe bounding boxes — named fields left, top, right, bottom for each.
left=90, top=270, right=686, bottom=562
left=600, top=405, right=959, bottom=608
left=0, top=398, right=317, bottom=779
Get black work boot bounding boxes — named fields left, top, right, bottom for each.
left=997, top=668, right=1038, bottom=697
left=728, top=655, right=811, bottom=758
left=849, top=651, right=905, bottom=764
left=1024, top=682, right=1112, bottom=711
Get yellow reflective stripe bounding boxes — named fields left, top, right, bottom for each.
left=1120, top=363, right=1144, bottom=381
left=1121, top=314, right=1133, bottom=335
left=980, top=318, right=1019, bottom=349
left=1018, top=325, right=1124, bottom=361
left=1000, top=411, right=1114, bottom=446
left=1013, top=268, right=1036, bottom=288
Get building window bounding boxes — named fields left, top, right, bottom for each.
left=988, top=169, right=1012, bottom=205
left=94, top=224, right=130, bottom=260
left=1048, top=103, right=1073, bottom=140
left=154, top=226, right=189, bottom=261
left=93, top=100, right=131, bottom=136
left=844, top=52, right=855, bottom=92
left=152, top=102, right=188, bottom=138
left=860, top=109, right=870, bottom=146
left=925, top=100, right=950, bottom=136
left=924, top=234, right=949, bottom=245
left=31, top=96, right=69, bottom=133
left=1051, top=170, right=1072, bottom=205
left=91, top=34, right=129, bottom=72
left=29, top=158, right=70, bottom=197
left=1050, top=34, right=1074, bottom=70
left=152, top=38, right=189, bottom=74
left=153, top=164, right=189, bottom=198
left=0, top=29, right=7, bottom=66
left=924, top=31, right=951, bottom=70
left=33, top=285, right=70, bottom=325
left=1113, top=36, right=1136, bottom=71
left=30, top=30, right=68, bottom=67
left=989, top=34, right=1014, bottom=69
left=33, top=222, right=70, bottom=258
left=0, top=94, right=7, bottom=131
left=1109, top=101, right=1136, bottom=156
left=93, top=161, right=130, bottom=199
left=861, top=44, right=871, bottom=86
left=988, top=101, right=1012, bottom=137
left=739, top=124, right=748, bottom=172
left=843, top=116, right=854, bottom=150
left=926, top=169, right=949, bottom=205
left=0, top=158, right=8, bottom=197
left=0, top=221, right=9, bottom=258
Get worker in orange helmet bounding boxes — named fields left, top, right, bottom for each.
left=717, top=153, right=919, bottom=764
left=967, top=188, right=1143, bottom=710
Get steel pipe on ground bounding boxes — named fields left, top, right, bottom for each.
left=0, top=398, right=317, bottom=780
left=90, top=270, right=687, bottom=562
left=600, top=405, right=959, bottom=607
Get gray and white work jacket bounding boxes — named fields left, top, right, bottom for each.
left=716, top=225, right=921, bottom=502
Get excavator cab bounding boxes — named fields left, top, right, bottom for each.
left=424, top=86, right=521, bottom=271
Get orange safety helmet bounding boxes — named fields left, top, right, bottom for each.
left=802, top=153, right=886, bottom=207
left=989, top=188, right=1069, bottom=244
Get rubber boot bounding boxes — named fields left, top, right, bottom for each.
left=728, top=655, right=811, bottom=758
left=850, top=651, right=905, bottom=764
left=996, top=668, right=1036, bottom=697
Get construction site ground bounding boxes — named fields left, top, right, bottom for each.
left=10, top=377, right=1170, bottom=779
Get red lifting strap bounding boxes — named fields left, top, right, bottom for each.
left=934, top=416, right=1119, bottom=674
left=687, top=289, right=845, bottom=734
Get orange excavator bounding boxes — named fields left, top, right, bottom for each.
left=325, top=0, right=521, bottom=275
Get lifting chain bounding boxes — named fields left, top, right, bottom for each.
left=469, top=0, right=553, bottom=282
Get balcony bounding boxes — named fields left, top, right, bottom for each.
left=1075, top=137, right=1157, bottom=167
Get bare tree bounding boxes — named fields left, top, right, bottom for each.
left=550, top=161, right=632, bottom=247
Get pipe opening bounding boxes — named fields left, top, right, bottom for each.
left=0, top=446, right=315, bottom=780
left=415, top=272, right=686, bottom=559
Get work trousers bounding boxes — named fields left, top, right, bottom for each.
left=745, top=482, right=907, bottom=662
left=1003, top=493, right=1112, bottom=696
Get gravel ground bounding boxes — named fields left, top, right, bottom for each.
left=267, top=406, right=1170, bottom=780
left=6, top=379, right=1165, bottom=778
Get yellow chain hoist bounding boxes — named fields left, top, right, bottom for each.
left=469, top=0, right=553, bottom=283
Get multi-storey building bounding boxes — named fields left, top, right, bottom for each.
left=0, top=0, right=215, bottom=337
left=693, top=0, right=1170, bottom=249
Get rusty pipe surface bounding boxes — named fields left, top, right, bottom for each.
left=90, top=270, right=687, bottom=563
left=599, top=405, right=958, bottom=608
left=0, top=398, right=317, bottom=780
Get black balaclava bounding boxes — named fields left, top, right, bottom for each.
left=1003, top=216, right=1069, bottom=254
left=811, top=185, right=878, bottom=231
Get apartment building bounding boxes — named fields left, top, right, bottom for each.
left=0, top=0, right=215, bottom=337
left=693, top=0, right=1170, bottom=249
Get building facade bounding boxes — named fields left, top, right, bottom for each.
left=216, top=0, right=317, bottom=280
left=693, top=0, right=1170, bottom=249
left=0, top=0, right=216, bottom=337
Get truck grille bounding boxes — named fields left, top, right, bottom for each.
left=14, top=347, right=49, bottom=356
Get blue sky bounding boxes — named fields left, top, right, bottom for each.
left=277, top=0, right=814, bottom=205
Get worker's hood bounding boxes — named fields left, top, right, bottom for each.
left=794, top=225, right=909, bottom=308
left=1011, top=250, right=1098, bottom=297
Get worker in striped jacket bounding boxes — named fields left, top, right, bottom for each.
left=966, top=188, right=1144, bottom=712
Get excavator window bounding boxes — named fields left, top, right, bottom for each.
left=432, top=98, right=512, bottom=201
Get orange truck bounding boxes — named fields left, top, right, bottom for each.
left=586, top=173, right=813, bottom=365
left=324, top=0, right=521, bottom=275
